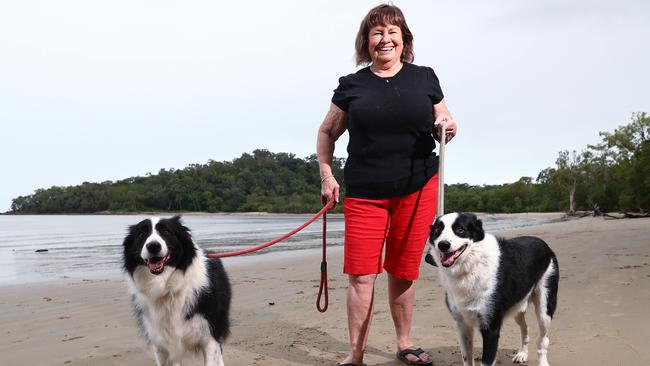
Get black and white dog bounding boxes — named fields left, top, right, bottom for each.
left=122, top=216, right=231, bottom=366
left=426, top=213, right=559, bottom=366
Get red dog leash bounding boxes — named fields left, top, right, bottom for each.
left=207, top=196, right=334, bottom=312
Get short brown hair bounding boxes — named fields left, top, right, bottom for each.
left=355, top=4, right=414, bottom=66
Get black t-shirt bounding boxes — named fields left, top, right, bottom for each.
left=332, top=62, right=444, bottom=199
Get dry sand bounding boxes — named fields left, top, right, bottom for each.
left=1, top=216, right=649, bottom=365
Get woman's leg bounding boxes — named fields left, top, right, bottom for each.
left=340, top=197, right=390, bottom=364
left=341, top=273, right=377, bottom=365
left=388, top=273, right=414, bottom=349
left=384, top=176, right=438, bottom=364
left=388, top=273, right=431, bottom=363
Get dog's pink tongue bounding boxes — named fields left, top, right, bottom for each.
left=147, top=260, right=164, bottom=271
left=441, top=252, right=456, bottom=267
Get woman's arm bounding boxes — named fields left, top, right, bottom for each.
left=433, top=98, right=457, bottom=143
left=316, top=103, right=348, bottom=206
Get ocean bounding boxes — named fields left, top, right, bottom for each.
left=0, top=213, right=558, bottom=285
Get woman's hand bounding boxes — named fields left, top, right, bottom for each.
left=320, top=175, right=340, bottom=209
left=433, top=99, right=457, bottom=143
left=434, top=115, right=457, bottom=143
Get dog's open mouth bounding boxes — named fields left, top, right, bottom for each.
left=440, top=244, right=468, bottom=267
left=144, top=255, right=170, bottom=275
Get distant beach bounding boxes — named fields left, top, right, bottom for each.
left=2, top=215, right=649, bottom=365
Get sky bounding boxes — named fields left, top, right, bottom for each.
left=1, top=0, right=649, bottom=212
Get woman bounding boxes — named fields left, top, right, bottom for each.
left=316, top=4, right=457, bottom=366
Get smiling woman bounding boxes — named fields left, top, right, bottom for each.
left=367, top=24, right=404, bottom=67
left=315, top=3, right=458, bottom=366
left=353, top=4, right=414, bottom=68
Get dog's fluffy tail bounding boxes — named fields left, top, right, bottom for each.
left=545, top=254, right=559, bottom=318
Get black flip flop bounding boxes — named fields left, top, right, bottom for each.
left=396, top=347, right=433, bottom=366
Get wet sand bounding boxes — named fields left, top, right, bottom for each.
left=1, top=216, right=649, bottom=365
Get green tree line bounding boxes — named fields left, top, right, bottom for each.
left=9, top=113, right=649, bottom=214
left=10, top=150, right=345, bottom=214
left=445, top=112, right=649, bottom=213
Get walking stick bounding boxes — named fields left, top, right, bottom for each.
left=437, top=124, right=446, bottom=218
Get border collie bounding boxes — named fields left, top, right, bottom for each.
left=122, top=216, right=231, bottom=366
left=425, top=213, right=559, bottom=366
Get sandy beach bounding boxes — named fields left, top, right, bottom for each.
left=1, top=215, right=649, bottom=365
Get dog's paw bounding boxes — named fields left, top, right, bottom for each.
left=512, top=350, right=528, bottom=363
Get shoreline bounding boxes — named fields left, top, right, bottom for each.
left=2, top=210, right=570, bottom=216
left=0, top=213, right=560, bottom=287
left=1, top=211, right=341, bottom=216
left=2, top=216, right=649, bottom=365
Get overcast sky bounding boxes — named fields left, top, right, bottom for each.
left=1, top=0, right=649, bottom=212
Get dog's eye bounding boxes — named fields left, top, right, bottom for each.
left=160, top=229, right=171, bottom=236
left=455, top=228, right=465, bottom=236
left=137, top=231, right=146, bottom=239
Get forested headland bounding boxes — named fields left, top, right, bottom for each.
left=8, top=113, right=649, bottom=215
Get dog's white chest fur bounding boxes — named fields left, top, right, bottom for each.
left=438, top=234, right=500, bottom=326
left=128, top=255, right=211, bottom=357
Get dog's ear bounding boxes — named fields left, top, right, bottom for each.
left=170, top=215, right=182, bottom=227
left=123, top=219, right=150, bottom=247
left=170, top=215, right=193, bottom=243
left=429, top=219, right=444, bottom=242
left=123, top=227, right=135, bottom=248
left=467, top=214, right=485, bottom=242
left=122, top=219, right=151, bottom=273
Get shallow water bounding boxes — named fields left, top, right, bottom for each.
left=0, top=213, right=556, bottom=285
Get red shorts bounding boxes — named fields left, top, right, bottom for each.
left=343, top=174, right=438, bottom=281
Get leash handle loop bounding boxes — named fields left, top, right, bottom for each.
left=316, top=209, right=329, bottom=313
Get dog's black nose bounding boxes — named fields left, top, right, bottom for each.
left=438, top=240, right=451, bottom=252
left=146, top=242, right=162, bottom=254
